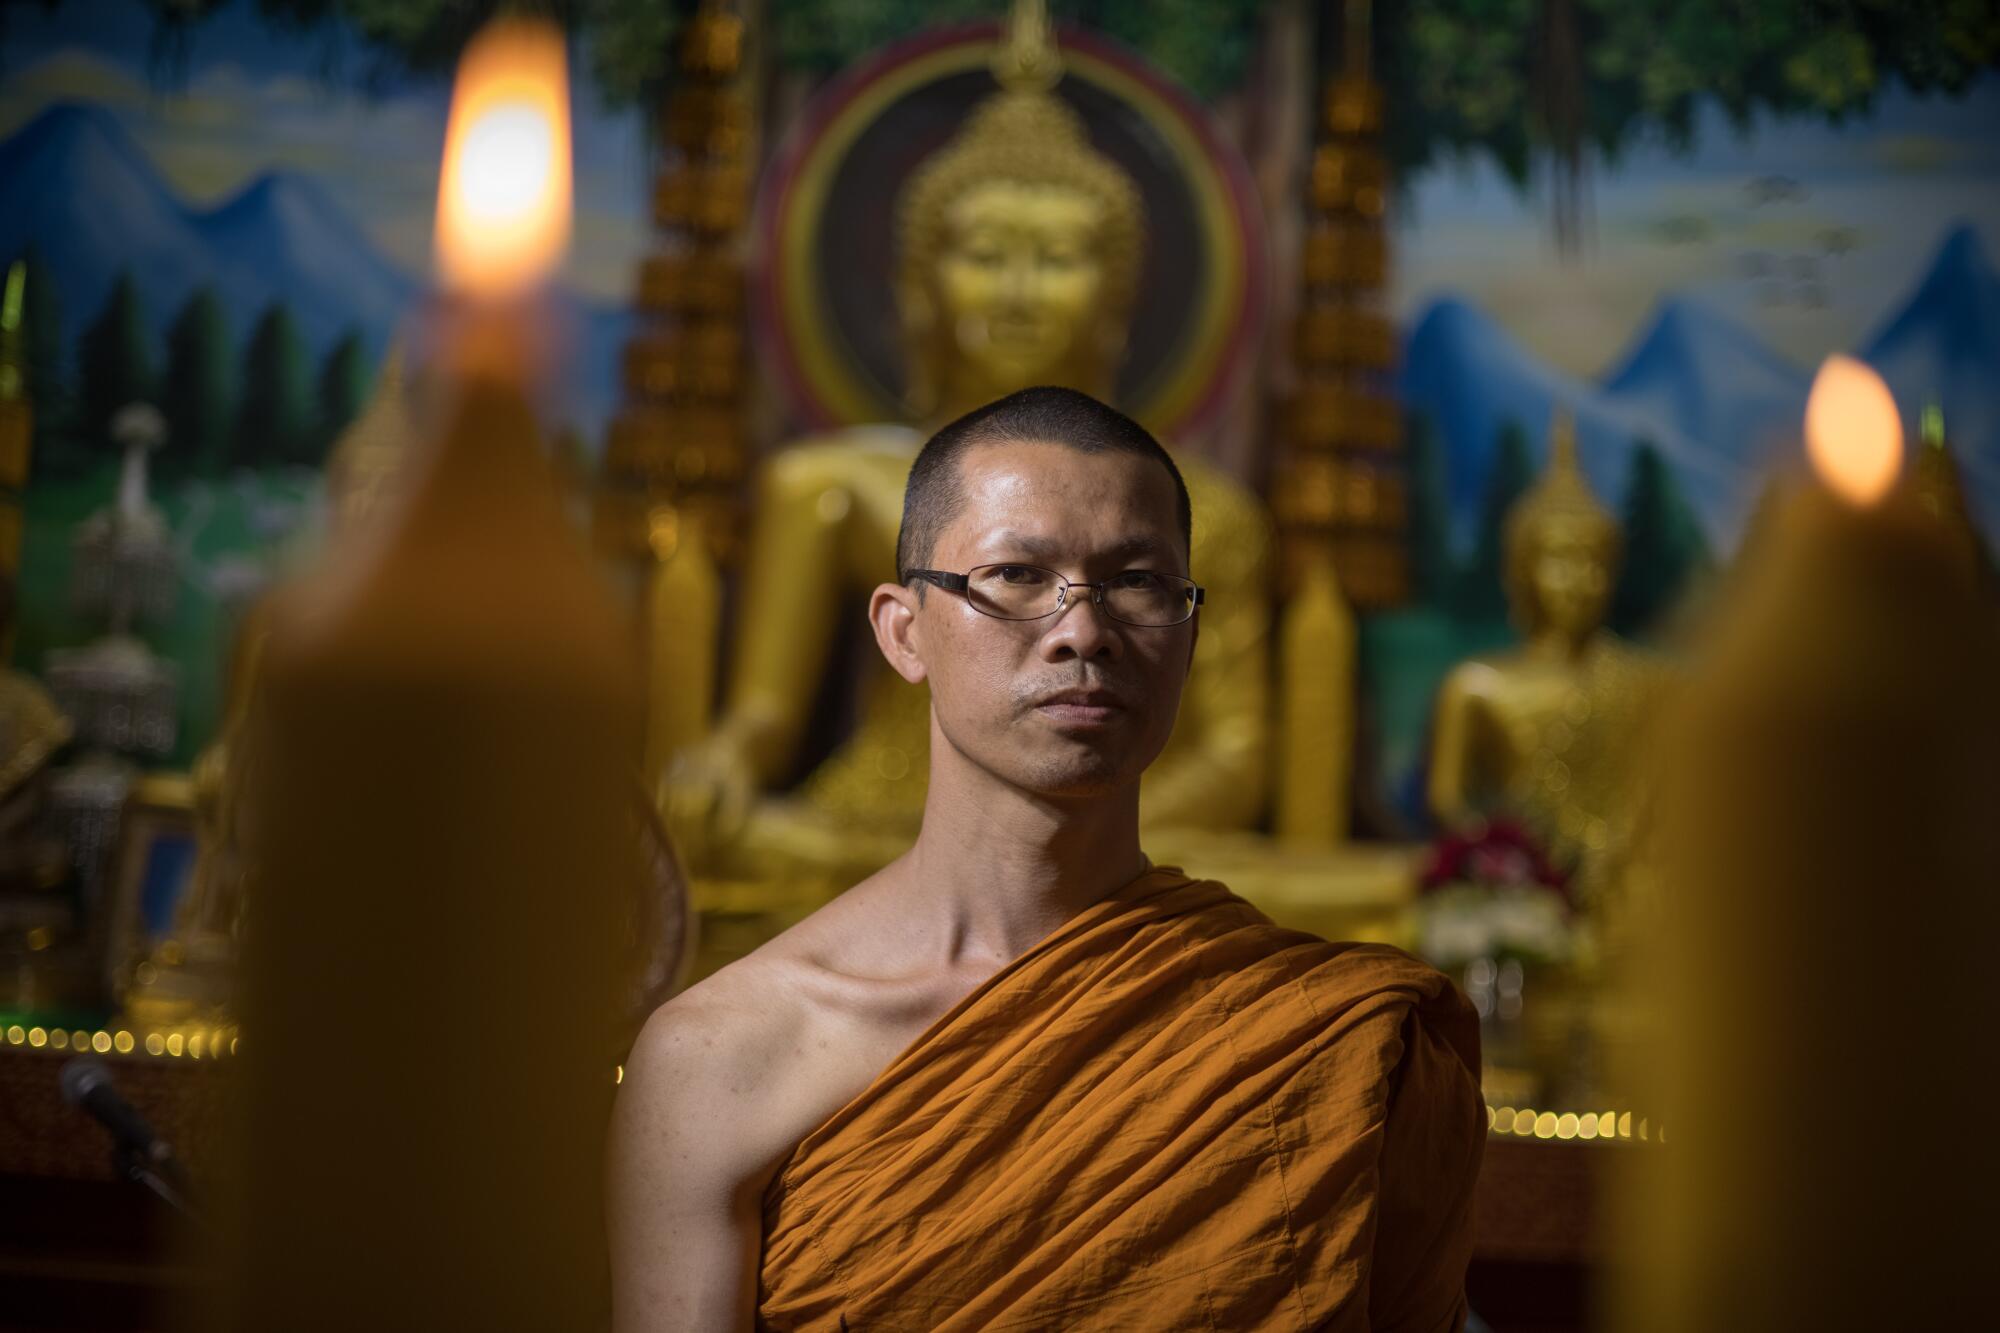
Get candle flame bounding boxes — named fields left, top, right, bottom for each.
left=1804, top=354, right=1902, bottom=507
left=435, top=18, right=571, bottom=299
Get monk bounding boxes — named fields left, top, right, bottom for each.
left=609, top=387, right=1484, bottom=1331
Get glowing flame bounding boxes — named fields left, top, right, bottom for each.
left=435, top=18, right=571, bottom=299
left=1804, top=354, right=1902, bottom=507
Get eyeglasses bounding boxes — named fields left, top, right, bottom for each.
left=901, top=563, right=1205, bottom=628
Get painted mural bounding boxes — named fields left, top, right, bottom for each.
left=2, top=0, right=1996, bottom=799
left=1, top=0, right=648, bottom=757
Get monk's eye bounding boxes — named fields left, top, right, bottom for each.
left=993, top=565, right=1047, bottom=585
left=1110, top=571, right=1163, bottom=591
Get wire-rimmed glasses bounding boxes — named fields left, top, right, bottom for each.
left=901, top=563, right=1205, bottom=628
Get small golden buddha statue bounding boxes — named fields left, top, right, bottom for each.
left=1427, top=412, right=1670, bottom=913
left=665, top=0, right=1275, bottom=890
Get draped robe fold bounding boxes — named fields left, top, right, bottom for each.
left=757, top=867, right=1485, bottom=1331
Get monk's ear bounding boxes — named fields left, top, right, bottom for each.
left=870, top=581, right=928, bottom=685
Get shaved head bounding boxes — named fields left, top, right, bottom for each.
left=894, top=387, right=1192, bottom=582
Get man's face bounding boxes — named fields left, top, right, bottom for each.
left=935, top=182, right=1107, bottom=393
left=915, top=440, right=1193, bottom=802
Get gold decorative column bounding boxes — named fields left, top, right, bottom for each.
left=1273, top=0, right=1403, bottom=607
left=0, top=261, right=30, bottom=663
left=1267, top=0, right=1400, bottom=845
left=596, top=1, right=756, bottom=779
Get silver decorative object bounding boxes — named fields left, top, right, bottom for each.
left=70, top=403, right=177, bottom=630
left=44, top=750, right=138, bottom=913
left=44, top=635, right=178, bottom=758
left=41, top=401, right=182, bottom=911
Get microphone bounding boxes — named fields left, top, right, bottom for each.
left=59, top=1055, right=169, bottom=1165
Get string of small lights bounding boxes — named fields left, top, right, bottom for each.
left=1, top=1022, right=239, bottom=1059
left=1484, top=1104, right=1664, bottom=1143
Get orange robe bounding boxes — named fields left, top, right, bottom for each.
left=758, top=866, right=1485, bottom=1331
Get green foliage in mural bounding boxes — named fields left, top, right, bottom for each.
left=1374, top=0, right=2000, bottom=244
left=162, top=286, right=233, bottom=477
left=1608, top=439, right=1710, bottom=639
left=187, top=0, right=1267, bottom=104
left=1404, top=410, right=1453, bottom=610
left=316, top=329, right=370, bottom=457
left=235, top=302, right=312, bottom=469
left=1455, top=419, right=1531, bottom=624
left=76, top=271, right=154, bottom=454
left=771, top=0, right=1266, bottom=100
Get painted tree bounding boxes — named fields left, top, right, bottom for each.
left=1404, top=410, right=1454, bottom=609
left=162, top=286, right=233, bottom=476
left=234, top=302, right=312, bottom=470
left=147, top=2, right=1999, bottom=249
left=1455, top=420, right=1532, bottom=624
left=1372, top=0, right=2000, bottom=251
left=13, top=246, right=74, bottom=477
left=200, top=0, right=1268, bottom=103
left=1609, top=440, right=1711, bottom=639
left=315, top=329, right=371, bottom=465
left=76, top=270, right=155, bottom=453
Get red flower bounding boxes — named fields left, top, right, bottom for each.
left=1419, top=818, right=1571, bottom=902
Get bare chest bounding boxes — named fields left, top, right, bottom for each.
left=760, top=962, right=997, bottom=1182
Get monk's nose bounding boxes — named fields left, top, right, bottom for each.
left=1039, top=590, right=1120, bottom=662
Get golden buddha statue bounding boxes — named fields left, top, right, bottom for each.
left=1427, top=413, right=1670, bottom=913
left=663, top=0, right=1275, bottom=893
left=1426, top=414, right=1674, bottom=1105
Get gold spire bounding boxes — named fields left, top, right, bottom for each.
left=993, top=0, right=1060, bottom=92
left=1503, top=408, right=1620, bottom=620
left=1512, top=409, right=1615, bottom=537
left=1908, top=405, right=1990, bottom=578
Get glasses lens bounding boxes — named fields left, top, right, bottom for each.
left=1102, top=571, right=1195, bottom=626
left=967, top=565, right=1063, bottom=620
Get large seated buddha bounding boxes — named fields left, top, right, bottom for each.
left=663, top=7, right=1276, bottom=900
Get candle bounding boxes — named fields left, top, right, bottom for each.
left=228, top=19, right=642, bottom=1329
left=1615, top=357, right=2000, bottom=1329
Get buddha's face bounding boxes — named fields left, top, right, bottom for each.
left=935, top=181, right=1108, bottom=394
left=1527, top=522, right=1613, bottom=638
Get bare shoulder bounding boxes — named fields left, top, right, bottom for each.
left=613, top=870, right=975, bottom=1201
left=615, top=952, right=818, bottom=1194
left=608, top=953, right=824, bottom=1331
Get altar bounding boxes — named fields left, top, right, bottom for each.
left=0, top=1032, right=1630, bottom=1331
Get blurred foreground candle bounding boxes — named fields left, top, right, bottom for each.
left=1616, top=356, right=2000, bottom=1329
left=226, top=18, right=641, bottom=1329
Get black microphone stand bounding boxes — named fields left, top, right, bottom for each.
left=111, top=1142, right=203, bottom=1228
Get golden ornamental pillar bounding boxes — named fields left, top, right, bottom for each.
left=1267, top=1, right=1396, bottom=845
left=596, top=0, right=757, bottom=777
left=1273, top=0, right=1403, bottom=608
